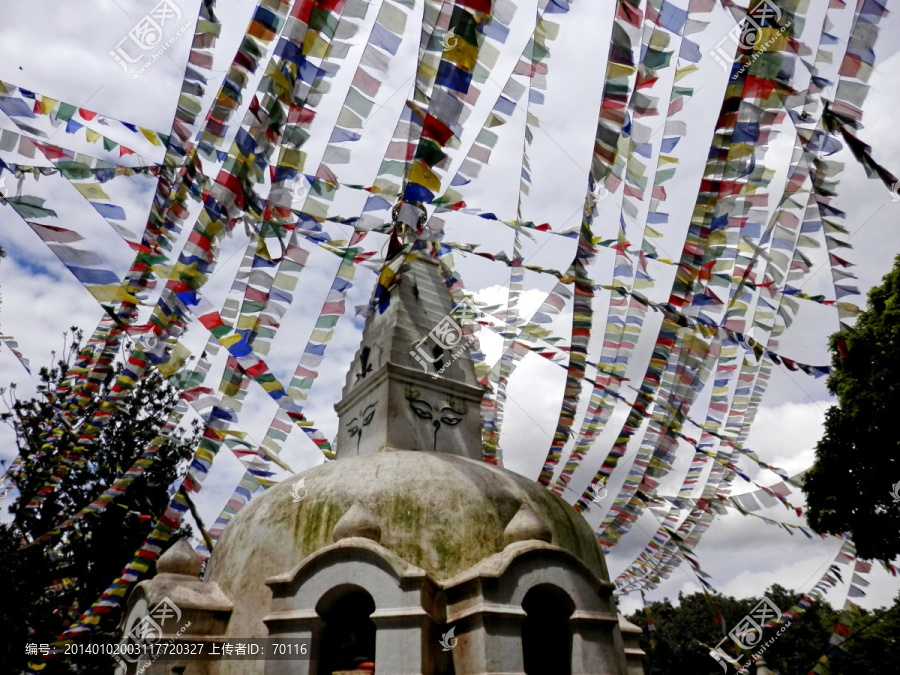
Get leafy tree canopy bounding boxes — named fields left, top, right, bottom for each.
left=627, top=586, right=898, bottom=675
left=803, top=255, right=900, bottom=561
left=0, top=328, right=198, bottom=672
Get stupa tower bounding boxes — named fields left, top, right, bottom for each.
left=117, top=203, right=644, bottom=674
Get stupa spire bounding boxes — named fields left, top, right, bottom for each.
left=333, top=203, right=484, bottom=460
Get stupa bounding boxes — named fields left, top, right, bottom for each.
left=117, top=203, right=645, bottom=674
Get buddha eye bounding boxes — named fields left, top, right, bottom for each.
left=348, top=418, right=360, bottom=437
left=410, top=400, right=433, bottom=420
left=440, top=407, right=463, bottom=426
left=362, top=404, right=376, bottom=426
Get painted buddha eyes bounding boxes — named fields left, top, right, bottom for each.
left=409, top=399, right=434, bottom=420
left=410, top=400, right=464, bottom=423
left=348, top=404, right=377, bottom=453
left=440, top=409, right=462, bottom=426
left=361, top=404, right=376, bottom=426
left=408, top=398, right=465, bottom=450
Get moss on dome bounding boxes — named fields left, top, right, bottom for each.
left=205, top=451, right=608, bottom=639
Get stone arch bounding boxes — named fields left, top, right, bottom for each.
left=495, top=546, right=614, bottom=615
left=494, top=547, right=621, bottom=675
left=442, top=543, right=621, bottom=675
left=266, top=541, right=425, bottom=612
left=264, top=540, right=443, bottom=675
left=315, top=584, right=377, bottom=674
left=521, top=583, right=576, bottom=674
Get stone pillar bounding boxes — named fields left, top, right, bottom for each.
left=371, top=611, right=435, bottom=675
left=572, top=612, right=626, bottom=675
left=259, top=612, right=317, bottom=675
left=116, top=539, right=233, bottom=675
left=617, top=614, right=646, bottom=675
left=444, top=604, right=527, bottom=675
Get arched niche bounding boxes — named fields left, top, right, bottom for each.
left=264, top=539, right=443, bottom=675
left=315, top=584, right=376, bottom=674
left=495, top=547, right=621, bottom=675
left=522, top=583, right=575, bottom=675
left=443, top=542, right=622, bottom=675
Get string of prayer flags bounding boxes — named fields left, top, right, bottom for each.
left=0, top=0, right=885, bottom=643
left=585, top=0, right=824, bottom=560
left=0, top=79, right=165, bottom=160
left=538, top=185, right=597, bottom=485
left=0, top=332, right=31, bottom=374
left=400, top=0, right=499, bottom=207
left=198, top=242, right=365, bottom=553
left=177, top=289, right=333, bottom=456
left=28, top=0, right=229, bottom=572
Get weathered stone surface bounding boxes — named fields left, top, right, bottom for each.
left=334, top=254, right=484, bottom=461
left=157, top=537, right=203, bottom=577
left=205, top=451, right=609, bottom=642
left=619, top=614, right=647, bottom=675
left=332, top=501, right=382, bottom=543
left=503, top=502, right=552, bottom=545
left=123, top=241, right=642, bottom=674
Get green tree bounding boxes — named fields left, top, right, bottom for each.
left=835, top=595, right=900, bottom=673
left=627, top=586, right=838, bottom=674
left=803, top=256, right=900, bottom=561
left=0, top=328, right=198, bottom=672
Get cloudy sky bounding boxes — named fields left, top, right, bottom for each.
left=1, top=0, right=899, bottom=626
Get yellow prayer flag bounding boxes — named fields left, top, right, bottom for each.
left=536, top=18, right=561, bottom=42
left=727, top=143, right=754, bottom=160
left=265, top=60, right=293, bottom=96
left=139, top=128, right=162, bottom=146
left=41, top=96, right=59, bottom=114
left=304, top=33, right=330, bottom=59
left=607, top=63, right=636, bottom=78
left=73, top=182, right=110, bottom=200
left=158, top=341, right=192, bottom=378
left=756, top=27, right=788, bottom=53
left=675, top=64, right=699, bottom=81
left=236, top=315, right=260, bottom=331
left=446, top=39, right=478, bottom=72
left=259, top=446, right=293, bottom=472
left=221, top=334, right=244, bottom=350
left=409, top=161, right=442, bottom=192
left=87, top=285, right=140, bottom=304
left=278, top=147, right=307, bottom=171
